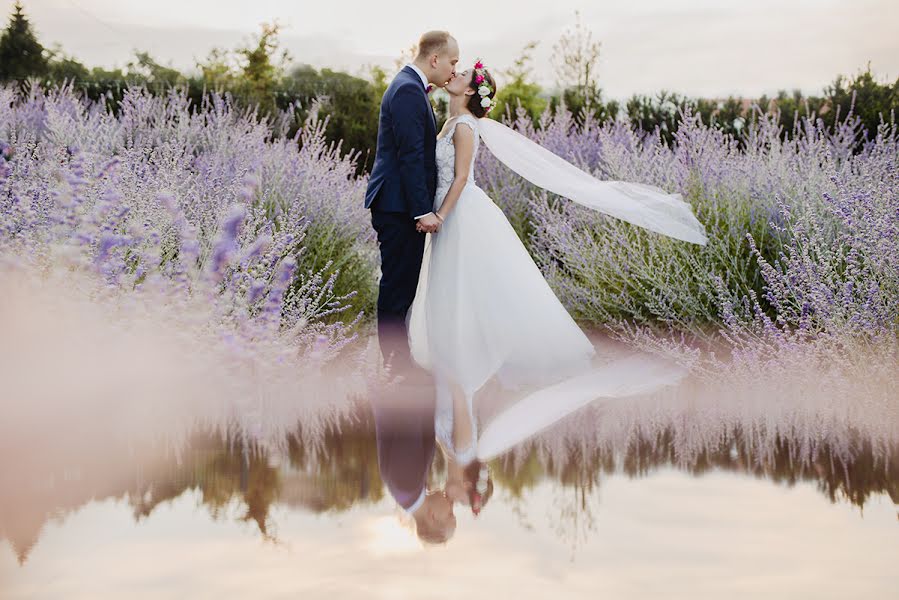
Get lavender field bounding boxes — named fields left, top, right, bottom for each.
left=2, top=84, right=896, bottom=382
left=1, top=83, right=897, bottom=597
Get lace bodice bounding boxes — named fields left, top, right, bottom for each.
left=435, top=114, right=480, bottom=209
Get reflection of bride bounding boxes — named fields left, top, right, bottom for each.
left=437, top=378, right=494, bottom=516
left=408, top=60, right=708, bottom=460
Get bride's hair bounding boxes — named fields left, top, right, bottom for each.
left=467, top=69, right=497, bottom=119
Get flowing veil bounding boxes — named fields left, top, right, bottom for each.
left=477, top=118, right=708, bottom=246
left=412, top=115, right=702, bottom=460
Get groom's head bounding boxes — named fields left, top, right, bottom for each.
left=414, top=31, right=459, bottom=88
left=413, top=490, right=456, bottom=544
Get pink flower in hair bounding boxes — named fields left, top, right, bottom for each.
left=474, top=60, right=484, bottom=69
left=476, top=74, right=485, bottom=84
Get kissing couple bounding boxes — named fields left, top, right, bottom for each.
left=365, top=31, right=707, bottom=543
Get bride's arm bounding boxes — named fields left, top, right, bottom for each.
left=435, top=124, right=475, bottom=222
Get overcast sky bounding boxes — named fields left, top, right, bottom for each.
left=6, top=0, right=898, bottom=100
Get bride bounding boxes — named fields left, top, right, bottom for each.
left=407, top=60, right=707, bottom=463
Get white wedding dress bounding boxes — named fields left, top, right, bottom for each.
left=408, top=114, right=596, bottom=461
left=408, top=113, right=701, bottom=462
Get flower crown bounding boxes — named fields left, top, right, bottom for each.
left=469, top=463, right=490, bottom=516
left=473, top=59, right=496, bottom=114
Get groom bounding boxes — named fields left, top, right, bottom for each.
left=365, top=31, right=459, bottom=539
left=365, top=30, right=459, bottom=376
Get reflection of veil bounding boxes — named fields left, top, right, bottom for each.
left=477, top=118, right=708, bottom=246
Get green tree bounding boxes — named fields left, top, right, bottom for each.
left=755, top=89, right=828, bottom=143
left=44, top=44, right=89, bottom=83
left=284, top=64, right=381, bottom=173
left=127, top=51, right=184, bottom=88
left=625, top=90, right=694, bottom=145
left=549, top=11, right=618, bottom=124
left=367, top=64, right=389, bottom=101
left=551, top=11, right=601, bottom=116
left=237, top=22, right=290, bottom=116
left=493, top=41, right=547, bottom=123
left=196, top=46, right=237, bottom=91
left=694, top=95, right=751, bottom=142
left=0, top=1, right=48, bottom=81
left=823, top=63, right=899, bottom=142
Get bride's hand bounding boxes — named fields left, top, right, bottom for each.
left=416, top=212, right=441, bottom=234
left=419, top=212, right=444, bottom=234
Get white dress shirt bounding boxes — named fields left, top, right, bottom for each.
left=406, top=63, right=436, bottom=222
left=406, top=63, right=429, bottom=91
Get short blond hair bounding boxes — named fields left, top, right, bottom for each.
left=416, top=31, right=454, bottom=59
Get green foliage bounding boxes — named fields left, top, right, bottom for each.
left=284, top=65, right=381, bottom=173
left=625, top=90, right=696, bottom=145
left=194, top=21, right=290, bottom=117
left=44, top=45, right=89, bottom=82
left=0, top=1, right=47, bottom=81
left=550, top=87, right=619, bottom=126
left=196, top=46, right=236, bottom=91
left=493, top=41, right=547, bottom=123
left=368, top=64, right=389, bottom=100
left=823, top=63, right=899, bottom=139
left=236, top=22, right=290, bottom=115
left=549, top=10, right=617, bottom=125
left=694, top=96, right=749, bottom=139
left=294, top=219, right=377, bottom=326
left=755, top=89, right=829, bottom=140
left=6, top=1, right=898, bottom=172
left=127, top=51, right=185, bottom=87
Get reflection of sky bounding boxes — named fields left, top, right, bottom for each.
left=2, top=470, right=897, bottom=598
left=9, top=0, right=899, bottom=99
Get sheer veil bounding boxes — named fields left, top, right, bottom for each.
left=477, top=118, right=708, bottom=246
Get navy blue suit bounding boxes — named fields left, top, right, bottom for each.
left=365, top=66, right=438, bottom=217
left=365, top=67, right=438, bottom=371
left=370, top=381, right=436, bottom=510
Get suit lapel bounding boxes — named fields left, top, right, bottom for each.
left=401, top=66, right=437, bottom=130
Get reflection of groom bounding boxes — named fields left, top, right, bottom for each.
left=369, top=386, right=457, bottom=543
left=365, top=30, right=459, bottom=375
left=364, top=31, right=459, bottom=542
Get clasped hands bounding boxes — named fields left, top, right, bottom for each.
left=416, top=212, right=443, bottom=234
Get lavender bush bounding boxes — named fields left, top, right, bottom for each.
left=0, top=84, right=377, bottom=357
left=2, top=82, right=896, bottom=385
left=477, top=102, right=898, bottom=359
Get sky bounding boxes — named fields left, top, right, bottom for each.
left=5, top=0, right=898, bottom=101
left=3, top=475, right=898, bottom=597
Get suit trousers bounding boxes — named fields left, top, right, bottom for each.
left=370, top=208, right=426, bottom=375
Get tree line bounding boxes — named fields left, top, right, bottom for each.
left=2, top=2, right=897, bottom=171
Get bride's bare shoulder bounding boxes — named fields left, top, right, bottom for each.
left=453, top=114, right=480, bottom=136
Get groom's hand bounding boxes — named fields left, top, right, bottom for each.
left=416, top=213, right=441, bottom=234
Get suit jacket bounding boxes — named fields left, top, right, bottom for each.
left=364, top=66, right=438, bottom=218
